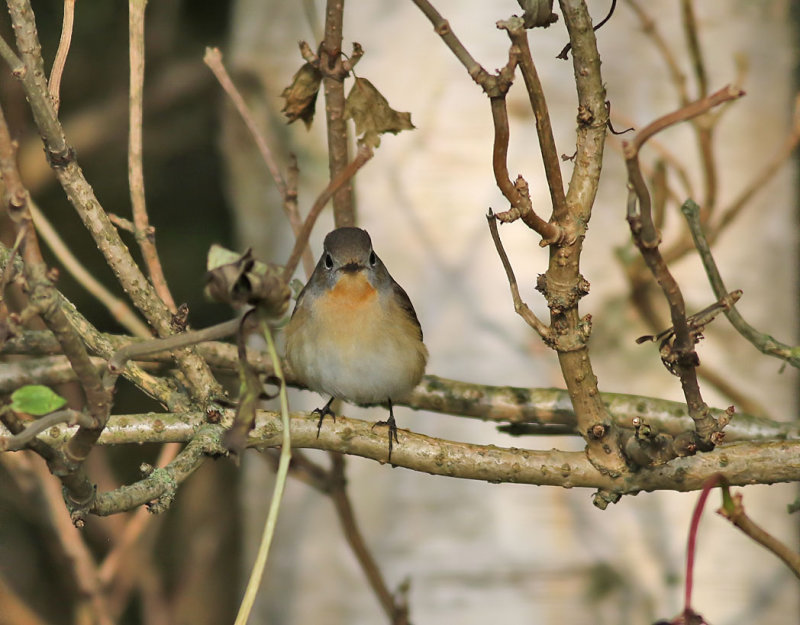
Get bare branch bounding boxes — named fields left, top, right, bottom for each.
left=17, top=412, right=800, bottom=506
left=719, top=485, right=800, bottom=580
left=128, top=0, right=177, bottom=312
left=410, top=0, right=485, bottom=82
left=47, top=0, right=75, bottom=112
left=328, top=453, right=409, bottom=623
left=681, top=199, right=800, bottom=368
left=203, top=47, right=315, bottom=275
left=321, top=0, right=355, bottom=226
left=204, top=47, right=287, bottom=198
left=486, top=211, right=552, bottom=339
left=0, top=99, right=111, bottom=509
left=30, top=201, right=152, bottom=338
left=680, top=0, right=708, bottom=98
left=5, top=0, right=222, bottom=404
left=622, top=87, right=746, bottom=448
left=498, top=17, right=568, bottom=225
left=2, top=409, right=94, bottom=451
left=282, top=143, right=374, bottom=281
left=624, top=85, right=745, bottom=158
left=624, top=0, right=689, bottom=105
left=489, top=97, right=562, bottom=244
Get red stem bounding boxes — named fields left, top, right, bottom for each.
left=684, top=473, right=723, bottom=611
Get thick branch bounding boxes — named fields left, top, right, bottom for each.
left=538, top=0, right=627, bottom=476
left=13, top=412, right=800, bottom=508
left=2, top=345, right=793, bottom=442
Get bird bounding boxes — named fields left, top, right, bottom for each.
left=285, top=227, right=428, bottom=461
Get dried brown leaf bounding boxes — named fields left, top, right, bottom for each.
left=204, top=246, right=290, bottom=317
left=344, top=77, right=414, bottom=147
left=281, top=62, right=322, bottom=128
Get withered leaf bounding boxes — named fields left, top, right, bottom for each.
left=205, top=245, right=290, bottom=317
left=344, top=77, right=414, bottom=147
left=281, top=62, right=322, bottom=128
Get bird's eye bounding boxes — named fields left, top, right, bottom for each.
left=368, top=251, right=377, bottom=267
left=324, top=253, right=333, bottom=269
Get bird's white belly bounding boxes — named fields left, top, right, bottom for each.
left=286, top=292, right=425, bottom=405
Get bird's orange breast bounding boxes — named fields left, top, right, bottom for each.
left=325, top=272, right=377, bottom=310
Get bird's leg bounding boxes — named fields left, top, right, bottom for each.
left=312, top=396, right=336, bottom=438
left=372, top=399, right=399, bottom=462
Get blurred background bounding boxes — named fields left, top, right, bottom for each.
left=0, top=1, right=798, bottom=624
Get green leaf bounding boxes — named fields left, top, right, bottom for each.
left=10, top=385, right=67, bottom=416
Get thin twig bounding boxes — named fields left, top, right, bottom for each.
left=272, top=446, right=411, bottom=622
left=681, top=199, right=800, bottom=368
left=286, top=154, right=316, bottom=277
left=328, top=453, right=409, bottom=624
left=47, top=0, right=76, bottom=112
left=2, top=408, right=94, bottom=451
left=659, top=93, right=800, bottom=266
left=106, top=317, right=241, bottom=379
left=623, top=0, right=689, bottom=105
left=719, top=485, right=800, bottom=580
left=203, top=47, right=287, bottom=198
left=30, top=201, right=152, bottom=338
left=710, top=93, right=800, bottom=237
left=0, top=33, right=23, bottom=73
left=626, top=183, right=717, bottom=446
left=622, top=87, right=745, bottom=447
left=486, top=211, right=551, bottom=339
left=680, top=0, right=708, bottom=99
left=282, top=143, right=373, bottom=281
left=499, top=18, right=568, bottom=225
left=684, top=475, right=722, bottom=613
left=556, top=0, right=617, bottom=60
left=608, top=114, right=696, bottom=201
left=489, top=97, right=562, bottom=244
left=203, top=47, right=315, bottom=274
left=410, top=0, right=484, bottom=81
left=624, top=85, right=745, bottom=157
left=129, top=0, right=176, bottom=313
